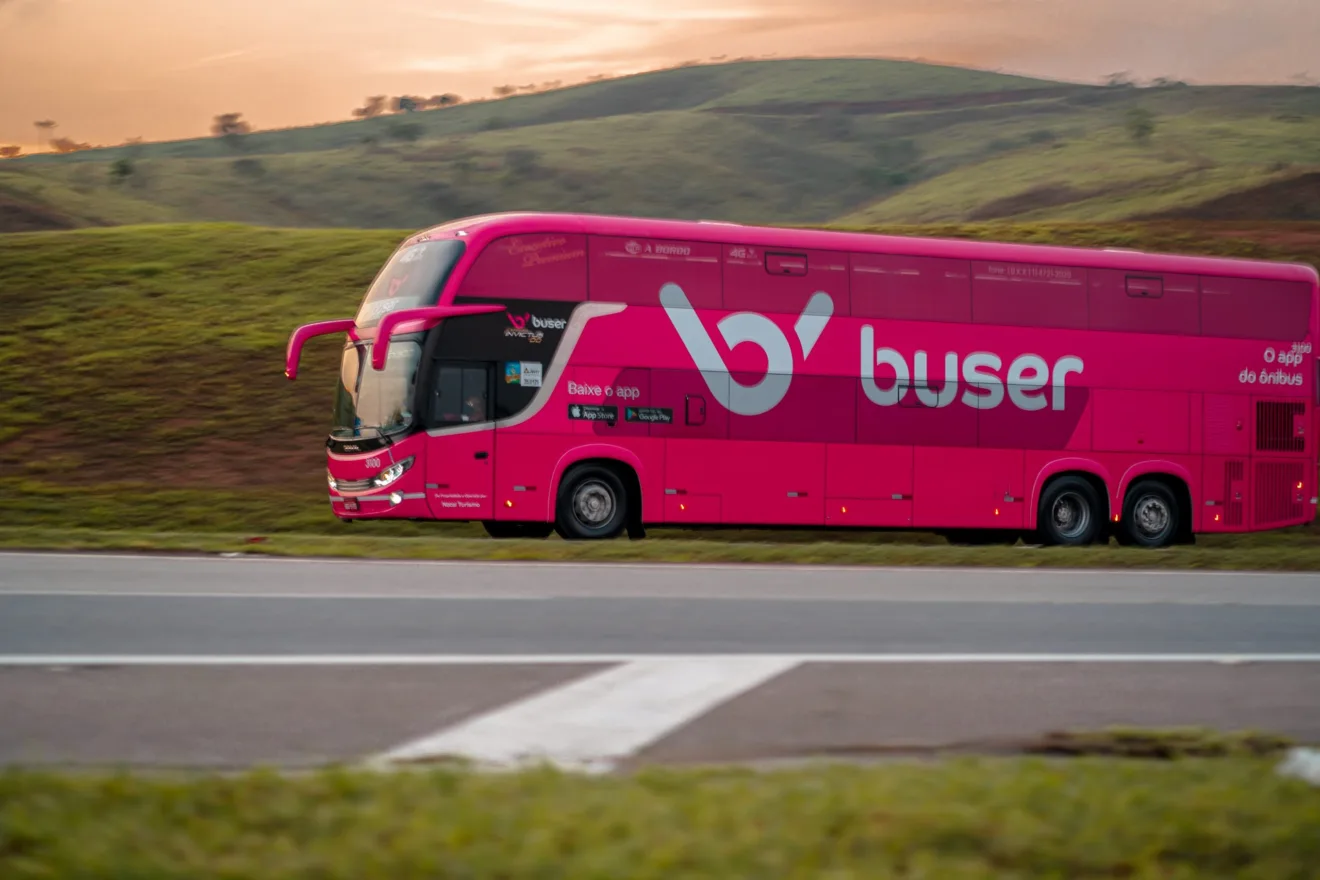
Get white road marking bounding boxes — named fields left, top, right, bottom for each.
left=2, top=653, right=1320, bottom=666
left=368, top=656, right=801, bottom=772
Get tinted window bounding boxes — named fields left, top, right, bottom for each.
left=972, top=261, right=1088, bottom=329
left=428, top=364, right=490, bottom=426
left=456, top=234, right=587, bottom=302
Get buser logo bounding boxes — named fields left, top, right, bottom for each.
left=661, top=282, right=1087, bottom=417
left=506, top=312, right=566, bottom=331
left=660, top=282, right=832, bottom=416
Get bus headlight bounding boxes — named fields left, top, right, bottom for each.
left=327, top=471, right=338, bottom=491
left=371, top=457, right=414, bottom=489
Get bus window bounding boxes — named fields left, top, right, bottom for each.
left=972, top=261, right=1088, bottom=329
left=429, top=363, right=491, bottom=426
left=588, top=235, right=721, bottom=307
left=1089, top=270, right=1200, bottom=335
left=1200, top=276, right=1311, bottom=341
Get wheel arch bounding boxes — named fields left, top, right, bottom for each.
left=1029, top=459, right=1113, bottom=529
left=1118, top=465, right=1196, bottom=543
left=548, top=445, right=646, bottom=526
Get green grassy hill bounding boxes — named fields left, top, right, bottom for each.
left=3, top=59, right=1319, bottom=232
left=2, top=220, right=1319, bottom=549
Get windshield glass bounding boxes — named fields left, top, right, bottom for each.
left=355, top=238, right=465, bottom=329
left=331, top=340, right=422, bottom=439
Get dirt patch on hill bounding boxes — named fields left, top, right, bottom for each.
left=966, top=184, right=1091, bottom=221
left=0, top=193, right=81, bottom=232
left=1155, top=172, right=1320, bottom=222
left=704, top=86, right=1090, bottom=117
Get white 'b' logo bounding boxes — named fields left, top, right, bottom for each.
left=660, top=282, right=832, bottom=416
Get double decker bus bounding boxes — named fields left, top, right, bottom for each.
left=285, top=212, right=1319, bottom=548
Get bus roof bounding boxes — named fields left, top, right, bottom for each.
left=406, top=211, right=1319, bottom=286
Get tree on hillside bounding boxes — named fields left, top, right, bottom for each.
left=353, top=96, right=388, bottom=118
left=33, top=119, right=56, bottom=148
left=394, top=95, right=423, bottom=113
left=429, top=93, right=463, bottom=108
left=492, top=84, right=517, bottom=97
left=49, top=136, right=93, bottom=153
left=211, top=113, right=252, bottom=150
left=1104, top=72, right=1136, bottom=88
left=1126, top=106, right=1156, bottom=144
left=0, top=146, right=22, bottom=159
left=110, top=158, right=135, bottom=183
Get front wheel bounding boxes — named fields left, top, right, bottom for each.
left=1119, top=480, right=1179, bottom=548
left=555, top=465, right=627, bottom=540
left=1037, top=477, right=1103, bottom=546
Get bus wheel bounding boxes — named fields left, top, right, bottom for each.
left=482, top=521, right=553, bottom=539
left=556, top=465, right=627, bottom=540
left=1120, top=480, right=1179, bottom=549
left=1037, top=476, right=1102, bottom=546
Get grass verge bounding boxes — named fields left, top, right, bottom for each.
left=2, top=758, right=1318, bottom=878
left=5, top=526, right=1320, bottom=569
left=1026, top=727, right=1296, bottom=759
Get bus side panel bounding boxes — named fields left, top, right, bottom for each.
left=491, top=431, right=561, bottom=521
left=913, top=447, right=1026, bottom=530
left=825, top=443, right=913, bottom=527
left=717, top=441, right=825, bottom=526
left=1091, top=389, right=1192, bottom=455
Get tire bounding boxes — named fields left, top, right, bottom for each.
left=555, top=465, right=628, bottom=540
left=1120, top=480, right=1180, bottom=549
left=1037, top=476, right=1103, bottom=546
left=482, top=521, right=554, bottom=539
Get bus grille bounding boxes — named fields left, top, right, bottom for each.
left=1256, top=401, right=1306, bottom=452
left=333, top=478, right=374, bottom=492
left=1254, top=460, right=1306, bottom=527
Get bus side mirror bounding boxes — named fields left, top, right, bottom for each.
left=285, top=319, right=357, bottom=380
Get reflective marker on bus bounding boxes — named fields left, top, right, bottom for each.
left=284, top=211, right=1320, bottom=548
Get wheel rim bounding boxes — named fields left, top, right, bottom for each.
left=1051, top=491, right=1091, bottom=540
left=1133, top=494, right=1171, bottom=539
left=572, top=480, right=615, bottom=528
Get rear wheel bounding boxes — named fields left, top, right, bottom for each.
left=1037, top=476, right=1103, bottom=546
left=482, top=521, right=554, bottom=539
left=555, top=465, right=627, bottom=540
left=1120, top=480, right=1179, bottom=549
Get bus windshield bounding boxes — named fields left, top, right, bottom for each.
left=331, top=341, right=422, bottom=440
left=355, top=239, right=465, bottom=329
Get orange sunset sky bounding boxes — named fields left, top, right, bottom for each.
left=1, top=0, right=1317, bottom=149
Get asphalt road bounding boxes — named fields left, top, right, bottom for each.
left=2, top=551, right=1318, bottom=770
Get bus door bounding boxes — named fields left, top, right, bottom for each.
left=424, top=361, right=495, bottom=520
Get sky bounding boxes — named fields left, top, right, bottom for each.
left=1, top=0, right=1317, bottom=149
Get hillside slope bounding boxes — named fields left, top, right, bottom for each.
left=2, top=59, right=1319, bottom=231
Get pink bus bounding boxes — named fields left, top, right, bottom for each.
left=285, top=212, right=1320, bottom=548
